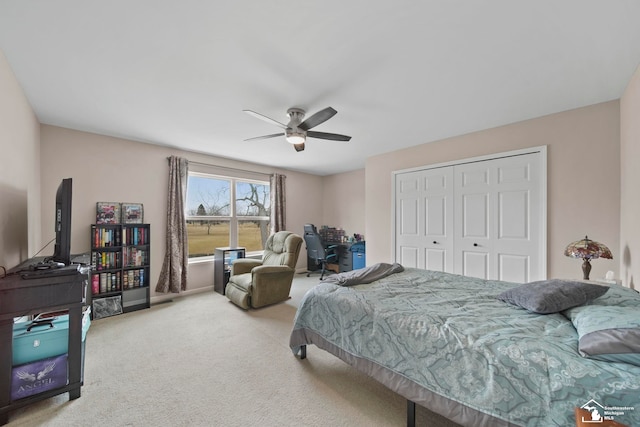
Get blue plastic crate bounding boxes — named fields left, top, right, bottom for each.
left=350, top=242, right=366, bottom=270
left=12, top=307, right=91, bottom=366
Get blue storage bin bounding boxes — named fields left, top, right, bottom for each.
left=12, top=307, right=91, bottom=366
left=350, top=242, right=366, bottom=270
left=11, top=353, right=68, bottom=400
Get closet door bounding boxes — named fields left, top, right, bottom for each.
left=492, top=154, right=541, bottom=283
left=453, top=162, right=492, bottom=279
left=453, top=153, right=542, bottom=282
left=395, top=150, right=544, bottom=282
left=395, top=167, right=454, bottom=271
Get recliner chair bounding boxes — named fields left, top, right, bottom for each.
left=225, top=231, right=303, bottom=309
left=303, top=224, right=338, bottom=280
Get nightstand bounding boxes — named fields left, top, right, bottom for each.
left=214, top=247, right=245, bottom=295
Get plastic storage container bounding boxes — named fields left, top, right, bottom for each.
left=350, top=241, right=366, bottom=270
left=12, top=307, right=91, bottom=365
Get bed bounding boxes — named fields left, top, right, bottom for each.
left=289, top=266, right=640, bottom=427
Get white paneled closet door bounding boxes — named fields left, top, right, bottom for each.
left=395, top=167, right=454, bottom=272
left=453, top=153, right=541, bottom=282
left=394, top=149, right=545, bottom=283
left=453, top=161, right=492, bottom=279
left=493, top=154, right=541, bottom=282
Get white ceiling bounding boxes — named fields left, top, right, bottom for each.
left=1, top=1, right=640, bottom=176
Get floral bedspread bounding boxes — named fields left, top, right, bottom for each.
left=290, top=268, right=640, bottom=426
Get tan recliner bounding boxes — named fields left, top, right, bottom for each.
left=225, top=231, right=303, bottom=309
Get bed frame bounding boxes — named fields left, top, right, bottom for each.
left=289, top=267, right=640, bottom=427
left=298, top=344, right=436, bottom=427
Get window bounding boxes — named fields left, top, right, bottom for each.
left=186, top=172, right=270, bottom=259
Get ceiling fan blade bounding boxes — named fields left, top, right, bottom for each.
left=244, top=133, right=284, bottom=142
left=307, top=131, right=351, bottom=142
left=243, top=110, right=288, bottom=129
left=297, top=107, right=337, bottom=131
left=293, top=142, right=305, bottom=152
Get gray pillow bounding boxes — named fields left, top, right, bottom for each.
left=496, top=279, right=609, bottom=314
left=563, top=305, right=640, bottom=366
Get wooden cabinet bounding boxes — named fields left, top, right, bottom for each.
left=89, top=224, right=150, bottom=318
left=214, top=247, right=245, bottom=295
left=0, top=268, right=86, bottom=424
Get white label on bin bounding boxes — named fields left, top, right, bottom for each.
left=33, top=339, right=40, bottom=348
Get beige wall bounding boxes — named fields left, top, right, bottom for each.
left=321, top=169, right=366, bottom=238
left=620, top=63, right=640, bottom=290
left=0, top=49, right=40, bottom=269
left=366, top=101, right=621, bottom=283
left=39, top=125, right=323, bottom=302
left=2, top=42, right=633, bottom=291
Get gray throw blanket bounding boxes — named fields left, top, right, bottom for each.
left=322, top=262, right=404, bottom=286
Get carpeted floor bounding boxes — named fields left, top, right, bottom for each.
left=6, top=274, right=454, bottom=427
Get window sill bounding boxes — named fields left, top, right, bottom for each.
left=188, top=256, right=214, bottom=265
left=188, top=251, right=263, bottom=265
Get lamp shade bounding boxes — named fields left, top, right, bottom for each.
left=564, top=235, right=612, bottom=280
left=564, top=236, right=612, bottom=260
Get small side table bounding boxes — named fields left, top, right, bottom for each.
left=214, top=247, right=245, bottom=295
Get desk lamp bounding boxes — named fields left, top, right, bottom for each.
left=564, top=235, right=612, bottom=280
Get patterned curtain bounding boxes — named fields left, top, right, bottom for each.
left=156, top=156, right=189, bottom=293
left=270, top=173, right=286, bottom=233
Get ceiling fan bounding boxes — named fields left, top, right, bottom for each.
left=243, top=107, right=351, bottom=152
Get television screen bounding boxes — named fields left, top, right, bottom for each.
left=49, top=178, right=72, bottom=265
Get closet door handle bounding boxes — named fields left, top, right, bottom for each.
left=473, top=243, right=479, bottom=247
left=433, top=241, right=438, bottom=244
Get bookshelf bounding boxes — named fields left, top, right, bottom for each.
left=90, top=224, right=151, bottom=318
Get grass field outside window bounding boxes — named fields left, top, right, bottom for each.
left=186, top=172, right=270, bottom=259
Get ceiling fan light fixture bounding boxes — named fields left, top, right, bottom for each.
left=285, top=130, right=306, bottom=145
left=244, top=106, right=350, bottom=151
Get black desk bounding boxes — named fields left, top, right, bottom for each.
left=0, top=267, right=86, bottom=425
left=307, top=241, right=354, bottom=273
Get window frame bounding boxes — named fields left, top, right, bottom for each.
left=186, top=171, right=270, bottom=262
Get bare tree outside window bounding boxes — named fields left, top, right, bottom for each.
left=185, top=173, right=270, bottom=257
left=236, top=181, right=271, bottom=248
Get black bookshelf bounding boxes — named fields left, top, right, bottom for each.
left=90, top=224, right=150, bottom=318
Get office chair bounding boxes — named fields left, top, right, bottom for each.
left=303, top=224, right=338, bottom=280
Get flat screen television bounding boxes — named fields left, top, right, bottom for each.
left=48, top=178, right=73, bottom=265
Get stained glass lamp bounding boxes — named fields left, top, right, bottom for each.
left=564, top=235, right=613, bottom=280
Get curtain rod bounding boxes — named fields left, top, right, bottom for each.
left=166, top=157, right=275, bottom=179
